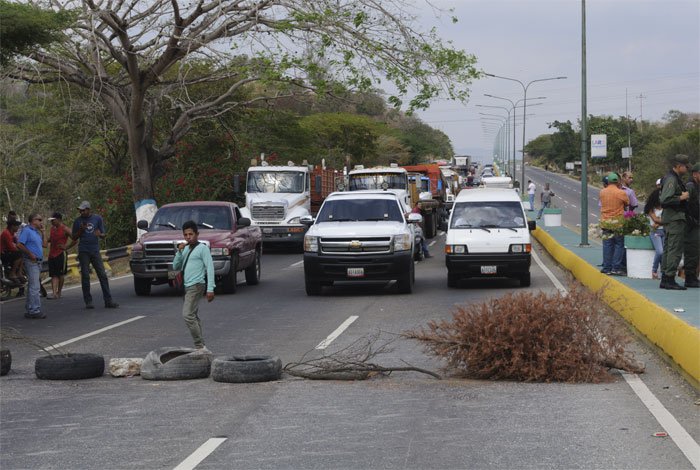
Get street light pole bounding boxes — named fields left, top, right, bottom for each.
left=485, top=73, right=567, bottom=190
left=580, top=0, right=589, bottom=246
left=476, top=104, right=511, bottom=172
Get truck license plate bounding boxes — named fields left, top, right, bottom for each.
left=262, top=228, right=273, bottom=234
left=347, top=267, right=364, bottom=278
left=481, top=265, right=497, bottom=275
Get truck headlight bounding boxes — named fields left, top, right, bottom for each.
left=210, top=247, right=230, bottom=256
left=510, top=244, right=531, bottom=253
left=393, top=233, right=412, bottom=252
left=131, top=250, right=144, bottom=259
left=445, top=245, right=466, bottom=254
left=304, top=235, right=319, bottom=252
left=288, top=217, right=301, bottom=224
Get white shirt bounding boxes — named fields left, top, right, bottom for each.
left=527, top=182, right=536, bottom=195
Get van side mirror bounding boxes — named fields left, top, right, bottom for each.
left=528, top=220, right=536, bottom=231
left=137, top=220, right=149, bottom=230
left=238, top=217, right=251, bottom=228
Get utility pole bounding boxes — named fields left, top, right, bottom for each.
left=580, top=0, right=589, bottom=246
left=626, top=88, right=631, bottom=172
left=637, top=93, right=647, bottom=132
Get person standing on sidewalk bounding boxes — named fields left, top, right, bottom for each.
left=172, top=220, right=215, bottom=349
left=644, top=188, right=664, bottom=280
left=47, top=212, right=72, bottom=299
left=536, top=183, right=554, bottom=220
left=16, top=214, right=46, bottom=319
left=599, top=172, right=629, bottom=275
left=67, top=201, right=119, bottom=309
left=621, top=171, right=639, bottom=213
left=659, top=154, right=690, bottom=290
left=527, top=180, right=536, bottom=211
left=682, top=163, right=699, bottom=288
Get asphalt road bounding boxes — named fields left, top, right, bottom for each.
left=1, top=236, right=698, bottom=469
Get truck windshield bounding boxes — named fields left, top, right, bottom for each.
left=317, top=199, right=404, bottom=223
left=348, top=173, right=407, bottom=191
left=450, top=201, right=525, bottom=229
left=149, top=206, right=232, bottom=231
left=247, top=171, right=305, bottom=193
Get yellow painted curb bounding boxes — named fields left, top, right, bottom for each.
left=532, top=227, right=700, bottom=383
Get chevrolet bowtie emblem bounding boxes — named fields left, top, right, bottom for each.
left=350, top=240, right=362, bottom=249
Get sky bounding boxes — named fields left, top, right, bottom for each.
left=410, top=0, right=700, bottom=162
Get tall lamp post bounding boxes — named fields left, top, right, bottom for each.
left=476, top=104, right=512, bottom=172
left=580, top=0, right=589, bottom=246
left=479, top=114, right=509, bottom=163
left=484, top=73, right=567, bottom=190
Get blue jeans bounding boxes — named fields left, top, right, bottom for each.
left=650, top=229, right=664, bottom=275
left=528, top=194, right=535, bottom=211
left=537, top=201, right=550, bottom=219
left=602, top=234, right=625, bottom=273
left=78, top=251, right=112, bottom=305
left=24, top=259, right=42, bottom=315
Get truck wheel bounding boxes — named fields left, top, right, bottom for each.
left=221, top=257, right=238, bottom=294
left=245, top=250, right=261, bottom=285
left=134, top=277, right=151, bottom=296
left=424, top=212, right=436, bottom=239
left=305, top=276, right=322, bottom=296
left=397, top=261, right=414, bottom=294
left=447, top=271, right=459, bottom=288
left=1, top=348, right=11, bottom=376
left=519, top=273, right=531, bottom=287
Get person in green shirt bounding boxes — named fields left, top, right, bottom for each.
left=659, top=154, right=691, bottom=290
left=172, top=220, right=216, bottom=349
left=683, top=163, right=700, bottom=288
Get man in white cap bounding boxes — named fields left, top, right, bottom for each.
left=67, top=201, right=119, bottom=308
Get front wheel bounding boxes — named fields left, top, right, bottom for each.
left=447, top=272, right=459, bottom=288
left=397, top=261, right=414, bottom=294
left=245, top=250, right=261, bottom=285
left=305, top=276, right=322, bottom=296
left=519, top=272, right=531, bottom=287
left=221, top=257, right=238, bottom=294
left=134, top=277, right=152, bottom=296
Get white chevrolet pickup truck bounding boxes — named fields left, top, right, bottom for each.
left=301, top=191, right=423, bottom=295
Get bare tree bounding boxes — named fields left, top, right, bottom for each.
left=5, top=1, right=479, bottom=220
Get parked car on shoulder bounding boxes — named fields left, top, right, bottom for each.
left=130, top=201, right=262, bottom=295
left=445, top=188, right=535, bottom=287
left=302, top=191, right=422, bottom=295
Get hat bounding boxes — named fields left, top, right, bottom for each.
left=48, top=211, right=62, bottom=221
left=77, top=201, right=91, bottom=210
left=672, top=154, right=690, bottom=166
left=655, top=178, right=662, bottom=186
left=607, top=172, right=619, bottom=183
left=692, top=163, right=700, bottom=173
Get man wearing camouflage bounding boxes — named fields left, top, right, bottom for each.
left=683, top=163, right=699, bottom=288
left=659, top=154, right=691, bottom=290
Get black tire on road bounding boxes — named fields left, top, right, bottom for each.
left=424, top=212, right=436, bottom=239
left=141, top=347, right=212, bottom=381
left=134, top=277, right=152, bottom=296
left=211, top=355, right=282, bottom=383
left=1, top=348, right=11, bottom=376
left=305, top=276, right=322, bottom=296
left=245, top=250, right=261, bottom=285
left=35, top=353, right=105, bottom=380
left=397, top=260, right=414, bottom=294
left=447, top=271, right=459, bottom=288
left=519, top=272, right=531, bottom=287
left=220, top=256, right=238, bottom=294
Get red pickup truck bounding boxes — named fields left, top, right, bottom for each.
left=130, top=201, right=262, bottom=295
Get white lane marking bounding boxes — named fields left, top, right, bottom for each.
left=428, top=240, right=437, bottom=247
left=289, top=260, right=304, bottom=267
left=623, top=374, right=700, bottom=469
left=531, top=249, right=567, bottom=296
left=533, top=243, right=698, bottom=468
left=3, top=274, right=134, bottom=305
left=315, top=315, right=359, bottom=350
left=44, top=316, right=145, bottom=351
left=438, top=231, right=445, bottom=236
left=173, top=437, right=227, bottom=470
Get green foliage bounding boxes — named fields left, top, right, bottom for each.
left=0, top=1, right=75, bottom=64
left=623, top=214, right=651, bottom=237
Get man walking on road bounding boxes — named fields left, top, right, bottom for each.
left=16, top=214, right=46, bottom=319
left=67, top=201, right=119, bottom=308
left=599, top=173, right=629, bottom=275
left=173, top=220, right=215, bottom=350
left=659, top=154, right=691, bottom=290
left=527, top=180, right=536, bottom=211
left=683, top=163, right=699, bottom=288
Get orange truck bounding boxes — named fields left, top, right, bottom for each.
left=402, top=163, right=453, bottom=238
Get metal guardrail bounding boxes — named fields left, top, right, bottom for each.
left=41, top=245, right=132, bottom=275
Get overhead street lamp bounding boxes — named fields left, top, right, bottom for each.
left=476, top=104, right=512, bottom=174
left=484, top=73, right=567, bottom=190
left=484, top=94, right=546, bottom=184
left=479, top=113, right=509, bottom=163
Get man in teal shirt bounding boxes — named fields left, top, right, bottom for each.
left=172, top=220, right=216, bottom=349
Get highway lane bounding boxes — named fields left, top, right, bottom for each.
left=1, top=236, right=698, bottom=469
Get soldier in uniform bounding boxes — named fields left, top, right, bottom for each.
left=683, top=163, right=700, bottom=288
left=659, top=154, right=691, bottom=290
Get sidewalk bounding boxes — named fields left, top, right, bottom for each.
left=532, top=224, right=700, bottom=384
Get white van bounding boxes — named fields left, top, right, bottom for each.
left=445, top=188, right=535, bottom=287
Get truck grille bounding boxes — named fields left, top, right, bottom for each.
left=251, top=204, right=285, bottom=220
left=144, top=242, right=176, bottom=258
left=321, top=237, right=392, bottom=254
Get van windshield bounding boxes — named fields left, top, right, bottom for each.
left=317, top=198, right=403, bottom=223
left=247, top=171, right=305, bottom=193
left=348, top=173, right=407, bottom=190
left=450, top=201, right=525, bottom=229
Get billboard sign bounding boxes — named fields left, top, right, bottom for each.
left=591, top=134, right=607, bottom=158
left=622, top=147, right=632, bottom=159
